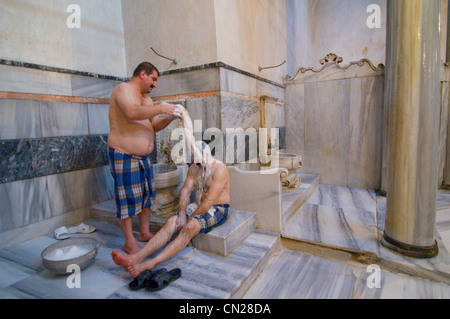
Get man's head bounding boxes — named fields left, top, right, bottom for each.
left=132, top=62, right=160, bottom=94
left=193, top=141, right=212, bottom=166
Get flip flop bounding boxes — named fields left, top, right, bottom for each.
left=146, top=268, right=182, bottom=292
left=54, top=226, right=70, bottom=240
left=128, top=270, right=154, bottom=291
left=67, top=223, right=96, bottom=234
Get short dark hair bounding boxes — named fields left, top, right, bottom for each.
left=133, top=62, right=160, bottom=77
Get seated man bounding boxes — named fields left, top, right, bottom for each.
left=111, top=141, right=230, bottom=278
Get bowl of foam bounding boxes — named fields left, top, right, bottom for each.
left=41, top=237, right=99, bottom=275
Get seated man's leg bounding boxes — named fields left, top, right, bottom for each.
left=112, top=215, right=179, bottom=269
left=127, top=218, right=202, bottom=278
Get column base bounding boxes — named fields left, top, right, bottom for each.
left=380, top=232, right=439, bottom=259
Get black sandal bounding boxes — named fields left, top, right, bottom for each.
left=128, top=270, right=154, bottom=291
left=147, top=268, right=182, bottom=292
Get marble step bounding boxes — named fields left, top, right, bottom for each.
left=192, top=209, right=257, bottom=257
left=282, top=185, right=379, bottom=256
left=91, top=200, right=257, bottom=257
left=282, top=173, right=320, bottom=227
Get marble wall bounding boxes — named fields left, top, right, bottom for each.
left=152, top=62, right=286, bottom=165
left=0, top=0, right=126, bottom=77
left=285, top=57, right=385, bottom=189
left=0, top=62, right=118, bottom=248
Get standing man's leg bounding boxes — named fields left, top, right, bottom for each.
left=119, top=217, right=141, bottom=254
left=138, top=207, right=153, bottom=242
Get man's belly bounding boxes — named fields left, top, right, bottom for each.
left=107, top=133, right=154, bottom=157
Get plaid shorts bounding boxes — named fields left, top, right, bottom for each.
left=108, top=147, right=156, bottom=219
left=185, top=203, right=230, bottom=234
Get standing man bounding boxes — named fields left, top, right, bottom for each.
left=108, top=62, right=179, bottom=254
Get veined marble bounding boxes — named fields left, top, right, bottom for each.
left=0, top=220, right=279, bottom=299
left=0, top=99, right=42, bottom=140
left=283, top=203, right=378, bottom=255
left=285, top=74, right=384, bottom=189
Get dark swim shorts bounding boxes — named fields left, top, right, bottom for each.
left=108, top=147, right=156, bottom=219
left=185, top=203, right=230, bottom=234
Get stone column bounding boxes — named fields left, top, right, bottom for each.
left=381, top=0, right=441, bottom=258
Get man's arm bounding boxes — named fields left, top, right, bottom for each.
left=114, top=84, right=176, bottom=120
left=179, top=167, right=195, bottom=213
left=175, top=166, right=195, bottom=231
left=151, top=103, right=179, bottom=132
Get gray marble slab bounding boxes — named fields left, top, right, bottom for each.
left=0, top=176, right=51, bottom=232
left=88, top=104, right=110, bottom=135
left=40, top=101, right=88, bottom=137
left=0, top=99, right=42, bottom=139
left=283, top=203, right=378, bottom=254
left=0, top=139, right=34, bottom=183
left=0, top=64, right=72, bottom=96
left=244, top=249, right=355, bottom=299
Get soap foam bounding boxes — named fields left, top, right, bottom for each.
left=45, top=245, right=92, bottom=261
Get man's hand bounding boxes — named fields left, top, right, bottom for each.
left=175, top=211, right=187, bottom=232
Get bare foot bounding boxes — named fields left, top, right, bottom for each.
left=138, top=232, right=154, bottom=242
left=127, top=261, right=149, bottom=278
left=111, top=250, right=137, bottom=268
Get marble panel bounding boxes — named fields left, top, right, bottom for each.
left=0, top=64, right=72, bottom=96
left=244, top=249, right=355, bottom=299
left=0, top=139, right=34, bottom=183
left=71, top=75, right=119, bottom=98
left=185, top=96, right=221, bottom=130
left=348, top=77, right=384, bottom=189
left=303, top=79, right=350, bottom=185
left=283, top=203, right=378, bottom=255
left=88, top=165, right=115, bottom=204
left=0, top=176, right=51, bottom=232
left=285, top=84, right=305, bottom=156
left=88, top=104, right=110, bottom=135
left=0, top=99, right=42, bottom=139
left=221, top=95, right=260, bottom=130
left=46, top=168, right=99, bottom=217
left=39, top=101, right=89, bottom=137
left=274, top=104, right=285, bottom=128
left=220, top=67, right=285, bottom=102
left=31, top=135, right=108, bottom=177
left=152, top=68, right=219, bottom=98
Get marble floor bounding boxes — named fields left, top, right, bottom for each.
left=246, top=186, right=450, bottom=299
left=1, top=184, right=450, bottom=299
